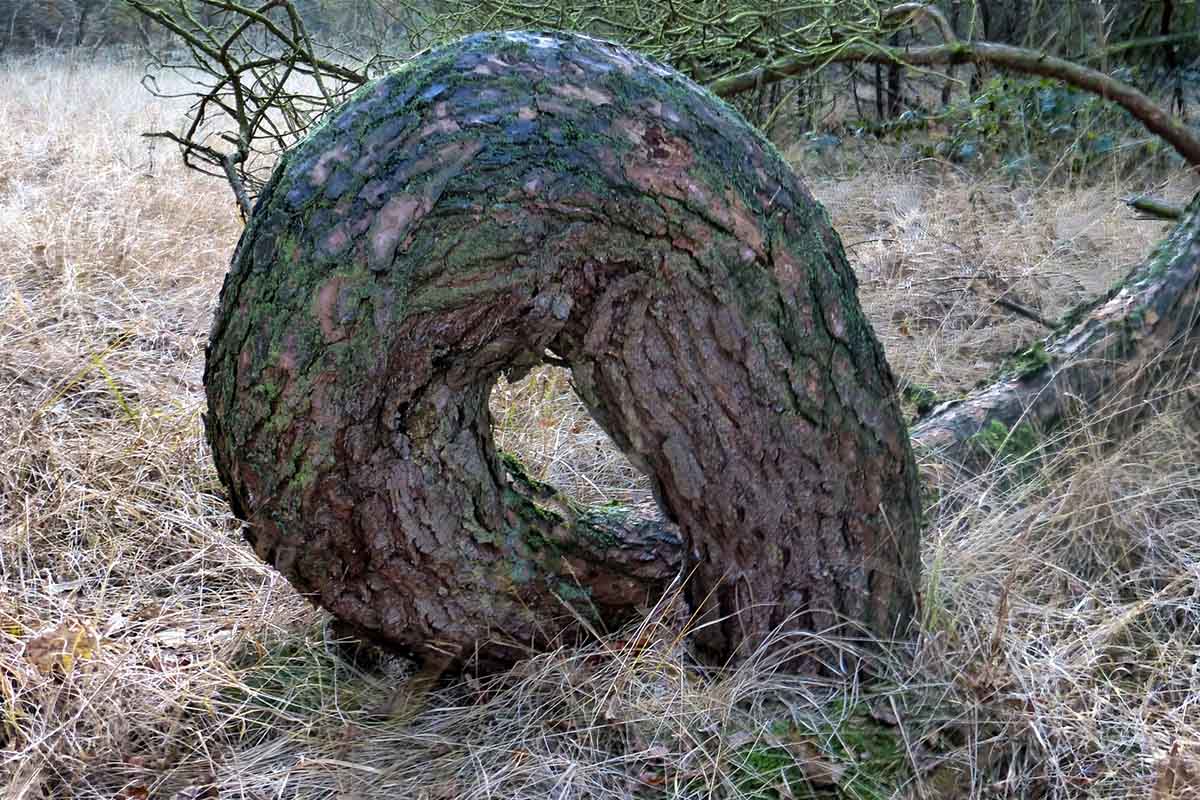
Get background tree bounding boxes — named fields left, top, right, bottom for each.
left=0, top=0, right=153, bottom=51
left=0, top=0, right=78, bottom=51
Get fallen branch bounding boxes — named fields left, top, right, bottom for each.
left=992, top=296, right=1056, bottom=330
left=911, top=191, right=1200, bottom=474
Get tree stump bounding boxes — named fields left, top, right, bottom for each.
left=204, top=31, right=922, bottom=672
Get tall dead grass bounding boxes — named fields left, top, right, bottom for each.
left=2, top=49, right=1199, bottom=799
left=810, top=158, right=1196, bottom=396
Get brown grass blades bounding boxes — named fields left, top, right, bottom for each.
left=4, top=47, right=1200, bottom=799
left=490, top=368, right=656, bottom=511
left=808, top=157, right=1198, bottom=400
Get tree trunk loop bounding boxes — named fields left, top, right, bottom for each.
left=204, top=31, right=921, bottom=673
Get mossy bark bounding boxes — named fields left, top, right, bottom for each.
left=204, top=31, right=921, bottom=672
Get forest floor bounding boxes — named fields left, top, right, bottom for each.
left=3, top=50, right=1200, bottom=799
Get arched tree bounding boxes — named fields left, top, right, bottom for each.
left=204, top=31, right=922, bottom=672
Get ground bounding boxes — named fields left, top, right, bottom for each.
left=2, top=49, right=1200, bottom=799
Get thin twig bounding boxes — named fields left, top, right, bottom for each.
left=992, top=296, right=1056, bottom=330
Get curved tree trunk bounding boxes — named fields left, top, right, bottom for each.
left=204, top=31, right=921, bottom=673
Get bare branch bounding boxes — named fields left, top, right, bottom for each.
left=881, top=2, right=957, bottom=43
left=709, top=40, right=1200, bottom=168
left=127, top=0, right=379, bottom=206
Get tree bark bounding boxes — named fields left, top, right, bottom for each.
left=886, top=33, right=903, bottom=119
left=874, top=62, right=885, bottom=121
left=941, top=0, right=961, bottom=107
left=204, top=31, right=922, bottom=673
left=1161, top=0, right=1187, bottom=119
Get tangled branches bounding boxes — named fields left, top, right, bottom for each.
left=129, top=0, right=420, bottom=214
left=427, top=0, right=895, bottom=83
left=128, top=1, right=917, bottom=212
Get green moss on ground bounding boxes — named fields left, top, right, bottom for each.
left=730, top=704, right=909, bottom=800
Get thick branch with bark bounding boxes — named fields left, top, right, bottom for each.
left=912, top=194, right=1200, bottom=474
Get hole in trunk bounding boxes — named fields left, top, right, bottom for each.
left=489, top=364, right=654, bottom=509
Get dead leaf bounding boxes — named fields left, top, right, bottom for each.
left=24, top=622, right=100, bottom=675
left=152, top=628, right=190, bottom=647
left=47, top=577, right=89, bottom=596
left=133, top=602, right=164, bottom=621
left=636, top=769, right=666, bottom=786
left=784, top=737, right=847, bottom=788
left=104, top=612, right=129, bottom=637
left=725, top=730, right=758, bottom=750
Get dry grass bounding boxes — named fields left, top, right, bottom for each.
left=3, top=49, right=1200, bottom=799
left=809, top=157, right=1196, bottom=397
